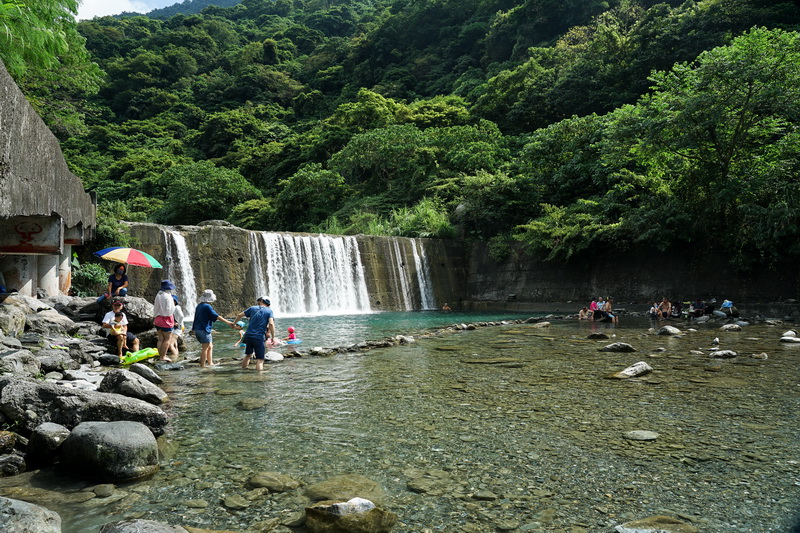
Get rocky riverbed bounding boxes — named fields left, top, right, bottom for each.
left=0, top=294, right=798, bottom=532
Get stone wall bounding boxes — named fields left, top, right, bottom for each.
left=124, top=223, right=467, bottom=315
left=0, top=61, right=95, bottom=230
left=465, top=242, right=800, bottom=316
left=0, top=59, right=95, bottom=297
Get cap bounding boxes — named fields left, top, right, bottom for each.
left=236, top=321, right=246, bottom=328
left=257, top=297, right=270, bottom=305
left=112, top=300, right=124, bottom=306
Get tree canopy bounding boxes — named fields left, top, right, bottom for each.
left=7, top=0, right=800, bottom=270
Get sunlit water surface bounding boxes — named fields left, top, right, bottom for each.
left=1, top=312, right=799, bottom=532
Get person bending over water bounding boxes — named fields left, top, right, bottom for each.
left=233, top=297, right=275, bottom=372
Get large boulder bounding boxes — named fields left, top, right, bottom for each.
left=35, top=350, right=80, bottom=373
left=26, top=422, right=71, bottom=467
left=0, top=304, right=25, bottom=338
left=0, top=496, right=61, bottom=532
left=0, top=349, right=41, bottom=377
left=60, top=421, right=158, bottom=481
left=128, top=363, right=162, bottom=385
left=0, top=378, right=168, bottom=436
left=47, top=296, right=101, bottom=323
left=98, top=369, right=168, bottom=405
left=25, top=310, right=78, bottom=336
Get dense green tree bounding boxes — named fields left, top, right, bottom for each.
left=274, top=163, right=351, bottom=230
left=156, top=161, right=262, bottom=224
left=616, top=27, right=800, bottom=267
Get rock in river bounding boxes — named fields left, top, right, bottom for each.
left=0, top=496, right=61, bottom=533
left=60, top=421, right=159, bottom=482
left=599, top=342, right=637, bottom=353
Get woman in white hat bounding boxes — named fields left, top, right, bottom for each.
left=192, top=289, right=234, bottom=367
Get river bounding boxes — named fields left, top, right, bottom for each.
left=0, top=312, right=798, bottom=532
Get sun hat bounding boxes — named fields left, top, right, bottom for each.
left=160, top=279, right=176, bottom=291
left=199, top=289, right=217, bottom=303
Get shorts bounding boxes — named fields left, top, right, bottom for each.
left=194, top=329, right=212, bottom=344
left=108, top=332, right=136, bottom=345
left=244, top=337, right=266, bottom=360
left=155, top=326, right=174, bottom=333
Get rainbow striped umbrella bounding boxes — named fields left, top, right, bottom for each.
left=94, top=247, right=163, bottom=268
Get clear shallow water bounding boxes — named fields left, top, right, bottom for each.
left=2, top=315, right=800, bottom=532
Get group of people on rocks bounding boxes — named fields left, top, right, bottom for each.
left=576, top=295, right=738, bottom=322
left=98, top=265, right=283, bottom=371
left=578, top=296, right=618, bottom=324
left=648, top=297, right=736, bottom=320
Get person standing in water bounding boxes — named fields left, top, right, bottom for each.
left=153, top=280, right=177, bottom=361
left=193, top=289, right=234, bottom=367
left=233, top=297, right=275, bottom=372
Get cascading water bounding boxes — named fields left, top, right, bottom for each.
left=248, top=232, right=269, bottom=299
left=387, top=237, right=413, bottom=310
left=411, top=239, right=435, bottom=310
left=162, top=229, right=197, bottom=318
left=259, top=233, right=371, bottom=316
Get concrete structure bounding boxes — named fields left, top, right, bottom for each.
left=0, top=60, right=96, bottom=297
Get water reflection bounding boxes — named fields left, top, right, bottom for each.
left=1, top=315, right=799, bottom=532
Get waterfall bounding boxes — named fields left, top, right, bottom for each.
left=162, top=229, right=197, bottom=318
left=248, top=232, right=269, bottom=299
left=411, top=239, right=435, bottom=309
left=259, top=233, right=371, bottom=316
left=387, top=238, right=413, bottom=310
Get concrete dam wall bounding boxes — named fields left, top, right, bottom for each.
left=124, top=223, right=468, bottom=316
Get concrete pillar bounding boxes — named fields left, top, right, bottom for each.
left=37, top=254, right=60, bottom=297
left=6, top=255, right=36, bottom=297
left=59, top=245, right=72, bottom=295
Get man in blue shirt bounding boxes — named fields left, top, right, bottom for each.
left=193, top=289, right=234, bottom=367
left=233, top=297, right=275, bottom=371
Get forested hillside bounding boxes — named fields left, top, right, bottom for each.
left=145, top=0, right=243, bottom=20
left=5, top=0, right=800, bottom=270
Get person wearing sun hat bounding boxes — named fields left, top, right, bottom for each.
left=153, top=279, right=177, bottom=361
left=233, top=297, right=275, bottom=371
left=193, top=289, right=234, bottom=367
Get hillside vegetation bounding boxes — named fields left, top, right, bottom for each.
left=5, top=0, right=800, bottom=270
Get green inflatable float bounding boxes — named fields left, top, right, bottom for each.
left=121, top=347, right=159, bottom=365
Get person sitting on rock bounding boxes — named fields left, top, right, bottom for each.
left=658, top=297, right=671, bottom=319
left=689, top=299, right=706, bottom=318
left=670, top=300, right=683, bottom=319
left=102, top=300, right=139, bottom=357
left=97, top=263, right=129, bottom=304
left=578, top=306, right=591, bottom=320
left=603, top=297, right=619, bottom=324
left=594, top=296, right=607, bottom=321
